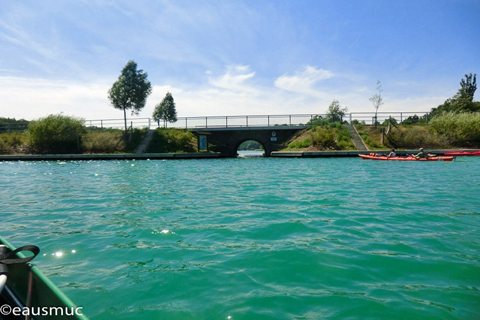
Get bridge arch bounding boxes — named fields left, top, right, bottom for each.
left=192, top=127, right=306, bottom=157
left=235, top=139, right=266, bottom=156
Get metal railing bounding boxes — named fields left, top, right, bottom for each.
left=84, top=112, right=430, bottom=130
left=0, top=112, right=430, bottom=133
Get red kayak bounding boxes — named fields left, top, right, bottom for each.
left=443, top=151, right=480, bottom=156
left=359, top=154, right=455, bottom=161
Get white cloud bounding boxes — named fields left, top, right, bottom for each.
left=0, top=65, right=446, bottom=125
left=275, top=66, right=334, bottom=98
left=208, top=65, right=257, bottom=92
left=0, top=77, right=113, bottom=120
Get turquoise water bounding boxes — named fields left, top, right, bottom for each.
left=1, top=157, right=479, bottom=319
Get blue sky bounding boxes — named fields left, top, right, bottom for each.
left=1, top=0, right=479, bottom=121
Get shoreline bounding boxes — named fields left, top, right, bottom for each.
left=0, top=149, right=478, bottom=161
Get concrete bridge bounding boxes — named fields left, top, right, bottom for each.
left=190, top=126, right=307, bottom=157
left=84, top=112, right=430, bottom=157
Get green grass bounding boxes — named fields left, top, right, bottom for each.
left=0, top=131, right=29, bottom=154
left=287, top=123, right=355, bottom=151
left=146, top=128, right=197, bottom=153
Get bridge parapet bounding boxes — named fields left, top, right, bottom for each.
left=84, top=112, right=430, bottom=130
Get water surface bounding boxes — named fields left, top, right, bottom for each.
left=1, top=157, right=479, bottom=319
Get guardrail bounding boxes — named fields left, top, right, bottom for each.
left=84, top=112, right=430, bottom=130
left=0, top=112, right=430, bottom=133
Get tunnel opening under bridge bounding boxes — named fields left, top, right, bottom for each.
left=236, top=140, right=265, bottom=157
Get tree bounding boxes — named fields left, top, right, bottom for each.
left=153, top=92, right=177, bottom=127
left=326, top=100, right=348, bottom=122
left=430, top=73, right=480, bottom=117
left=459, top=73, right=476, bottom=99
left=369, top=81, right=384, bottom=128
left=108, top=60, right=152, bottom=137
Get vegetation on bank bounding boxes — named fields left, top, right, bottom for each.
left=0, top=114, right=148, bottom=154
left=145, top=128, right=197, bottom=153
left=2, top=74, right=478, bottom=154
left=286, top=122, right=355, bottom=151
left=354, top=112, right=480, bottom=150
left=28, top=114, right=86, bottom=154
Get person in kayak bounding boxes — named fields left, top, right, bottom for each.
left=413, top=148, right=426, bottom=158
left=387, top=148, right=396, bottom=158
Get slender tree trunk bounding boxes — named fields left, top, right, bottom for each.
left=123, top=108, right=128, bottom=141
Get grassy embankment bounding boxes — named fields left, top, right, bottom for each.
left=2, top=112, right=479, bottom=154
left=285, top=122, right=356, bottom=151
left=0, top=128, right=197, bottom=155
left=284, top=112, right=480, bottom=151
left=355, top=112, right=480, bottom=150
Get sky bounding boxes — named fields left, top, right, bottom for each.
left=1, top=0, right=479, bottom=121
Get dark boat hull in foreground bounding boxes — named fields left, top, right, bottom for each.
left=0, top=236, right=88, bottom=320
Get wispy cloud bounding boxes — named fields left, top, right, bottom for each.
left=275, top=66, right=334, bottom=98
left=208, top=65, right=256, bottom=92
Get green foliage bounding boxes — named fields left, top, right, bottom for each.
left=108, top=60, right=152, bottom=134
left=429, top=112, right=480, bottom=146
left=153, top=92, right=178, bottom=126
left=311, top=124, right=354, bottom=150
left=310, top=127, right=337, bottom=149
left=0, top=132, right=28, bottom=154
left=386, top=126, right=445, bottom=149
left=28, top=114, right=86, bottom=154
left=401, top=114, right=429, bottom=125
left=381, top=117, right=398, bottom=126
left=460, top=73, right=477, bottom=98
left=0, top=117, right=30, bottom=133
left=326, top=100, right=348, bottom=122
left=288, top=138, right=311, bottom=149
left=430, top=73, right=480, bottom=117
left=307, top=115, right=329, bottom=127
left=82, top=131, right=125, bottom=153
left=124, top=128, right=149, bottom=152
left=287, top=123, right=355, bottom=150
left=238, top=140, right=264, bottom=151
left=146, top=128, right=197, bottom=153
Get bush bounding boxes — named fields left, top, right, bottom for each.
left=310, top=127, right=337, bottom=149
left=83, top=131, right=125, bottom=153
left=387, top=126, right=445, bottom=149
left=28, top=114, right=86, bottom=154
left=0, top=132, right=28, bottom=154
left=146, top=128, right=197, bottom=153
left=429, top=112, right=480, bottom=146
left=288, top=138, right=311, bottom=149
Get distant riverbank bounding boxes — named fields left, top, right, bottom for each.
left=1, top=149, right=477, bottom=161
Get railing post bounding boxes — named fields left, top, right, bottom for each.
left=400, top=113, right=403, bottom=124
left=289, top=115, right=291, bottom=126
left=268, top=115, right=270, bottom=127
left=226, top=116, right=228, bottom=128
left=148, top=118, right=151, bottom=129
left=246, top=116, right=248, bottom=127
left=185, top=118, right=188, bottom=129
left=206, top=117, right=208, bottom=128
left=101, top=120, right=103, bottom=129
